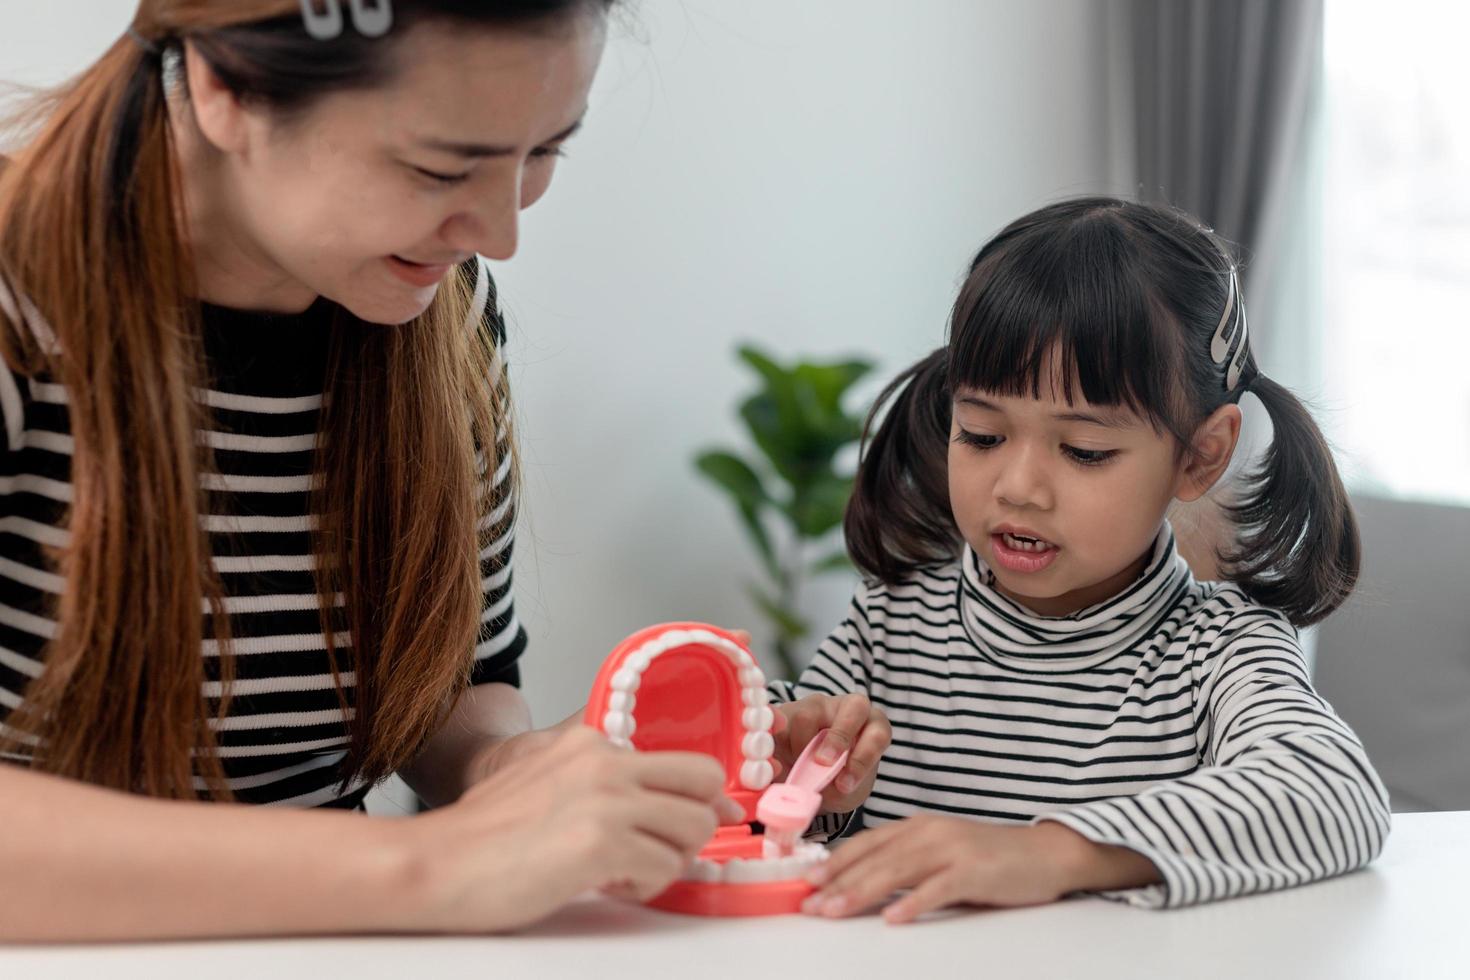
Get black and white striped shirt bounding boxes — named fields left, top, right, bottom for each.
left=0, top=259, right=526, bottom=808
left=775, top=527, right=1391, bottom=908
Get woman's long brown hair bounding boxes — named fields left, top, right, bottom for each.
left=0, top=0, right=581, bottom=798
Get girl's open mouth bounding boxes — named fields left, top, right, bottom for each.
left=991, top=531, right=1059, bottom=574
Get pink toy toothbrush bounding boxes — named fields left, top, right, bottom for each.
left=757, top=729, right=849, bottom=859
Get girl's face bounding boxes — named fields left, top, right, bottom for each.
left=179, top=13, right=606, bottom=322
left=947, top=369, right=1193, bottom=617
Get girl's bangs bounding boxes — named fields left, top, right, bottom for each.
left=946, top=217, right=1184, bottom=431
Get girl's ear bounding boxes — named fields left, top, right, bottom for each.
left=181, top=41, right=251, bottom=155
left=1175, top=403, right=1242, bottom=502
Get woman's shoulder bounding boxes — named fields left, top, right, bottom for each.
left=457, top=255, right=506, bottom=348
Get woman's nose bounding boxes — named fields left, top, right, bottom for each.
left=443, top=170, right=522, bottom=260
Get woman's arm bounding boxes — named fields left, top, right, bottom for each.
left=1, top=726, right=737, bottom=942
left=0, top=763, right=415, bottom=942
left=397, top=682, right=531, bottom=807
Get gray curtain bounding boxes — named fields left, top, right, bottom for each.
left=1129, top=0, right=1322, bottom=282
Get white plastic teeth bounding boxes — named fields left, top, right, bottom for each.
left=680, top=843, right=829, bottom=884
left=599, top=628, right=775, bottom=791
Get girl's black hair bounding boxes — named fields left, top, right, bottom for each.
left=845, top=197, right=1359, bottom=627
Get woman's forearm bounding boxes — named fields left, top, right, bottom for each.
left=0, top=764, right=418, bottom=942
left=397, top=682, right=535, bottom=807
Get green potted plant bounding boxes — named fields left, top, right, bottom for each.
left=694, top=345, right=874, bottom=679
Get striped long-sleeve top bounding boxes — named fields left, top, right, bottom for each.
left=0, top=258, right=526, bottom=808
left=774, top=526, right=1391, bottom=908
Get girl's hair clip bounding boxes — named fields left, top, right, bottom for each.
left=1210, top=266, right=1250, bottom=391
left=299, top=0, right=394, bottom=41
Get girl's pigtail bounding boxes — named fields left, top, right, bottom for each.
left=844, top=347, right=961, bottom=583
left=1222, top=375, right=1360, bottom=627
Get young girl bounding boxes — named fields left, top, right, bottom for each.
left=0, top=0, right=745, bottom=941
left=773, top=197, right=1391, bottom=922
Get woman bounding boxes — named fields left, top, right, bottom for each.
left=0, top=0, right=747, bottom=941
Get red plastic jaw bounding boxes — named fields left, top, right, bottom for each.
left=584, top=623, right=824, bottom=916
left=583, top=622, right=776, bottom=820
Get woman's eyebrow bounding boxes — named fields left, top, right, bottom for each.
left=418, top=118, right=584, bottom=159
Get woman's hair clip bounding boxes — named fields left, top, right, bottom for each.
left=1210, top=266, right=1250, bottom=392
left=299, top=0, right=394, bottom=41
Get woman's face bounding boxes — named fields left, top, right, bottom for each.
left=183, top=13, right=606, bottom=322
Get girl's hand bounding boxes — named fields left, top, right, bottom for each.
left=802, top=815, right=1160, bottom=924
left=400, top=725, right=744, bottom=933
left=772, top=693, right=891, bottom=813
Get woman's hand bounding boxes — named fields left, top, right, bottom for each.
left=801, top=815, right=1161, bottom=923
left=772, top=692, right=891, bottom=813
left=398, top=725, right=744, bottom=933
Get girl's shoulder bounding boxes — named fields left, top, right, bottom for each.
left=1184, top=580, right=1301, bottom=657
left=852, top=558, right=966, bottom=621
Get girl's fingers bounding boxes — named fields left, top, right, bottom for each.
left=808, top=821, right=908, bottom=885
left=816, top=693, right=872, bottom=766
left=835, top=709, right=891, bottom=794
left=806, top=843, right=944, bottom=918
left=882, top=868, right=968, bottom=924
left=787, top=702, right=825, bottom=765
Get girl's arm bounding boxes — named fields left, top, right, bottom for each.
left=1036, top=611, right=1392, bottom=909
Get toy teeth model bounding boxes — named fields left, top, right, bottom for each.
left=584, top=623, right=848, bottom=917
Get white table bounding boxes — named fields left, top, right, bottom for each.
left=6, top=810, right=1467, bottom=980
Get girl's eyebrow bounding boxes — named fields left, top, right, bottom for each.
left=418, top=117, right=584, bottom=159
left=1053, top=408, right=1138, bottom=429
left=957, top=395, right=1136, bottom=429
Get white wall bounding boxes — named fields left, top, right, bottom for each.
left=500, top=0, right=1117, bottom=724
left=0, top=0, right=1119, bottom=729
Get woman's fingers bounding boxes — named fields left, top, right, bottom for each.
left=600, top=830, right=689, bottom=902
left=620, top=792, right=720, bottom=858
left=625, top=749, right=727, bottom=801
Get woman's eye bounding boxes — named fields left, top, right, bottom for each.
left=1063, top=445, right=1119, bottom=466
left=529, top=145, right=568, bottom=160
left=956, top=430, right=1001, bottom=450
left=413, top=166, right=472, bottom=186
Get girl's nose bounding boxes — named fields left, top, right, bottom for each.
left=993, top=447, right=1054, bottom=511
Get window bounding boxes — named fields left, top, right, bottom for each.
left=1322, top=1, right=1470, bottom=506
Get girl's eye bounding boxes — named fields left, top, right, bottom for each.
left=413, top=166, right=472, bottom=186
left=956, top=430, right=1001, bottom=451
left=1063, top=445, right=1120, bottom=466
left=529, top=145, right=568, bottom=161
